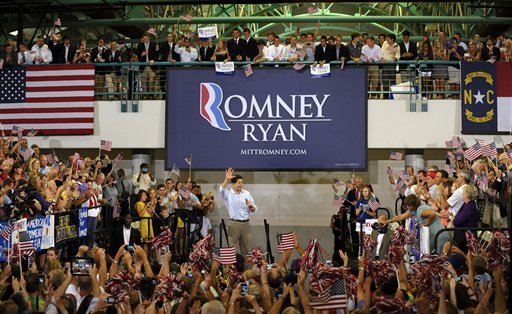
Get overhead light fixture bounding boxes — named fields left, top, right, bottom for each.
left=9, top=30, right=18, bottom=36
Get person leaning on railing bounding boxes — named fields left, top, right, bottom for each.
left=501, top=38, right=512, bottom=62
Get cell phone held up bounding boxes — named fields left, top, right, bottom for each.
left=71, top=257, right=94, bottom=276
left=240, top=281, right=250, bottom=295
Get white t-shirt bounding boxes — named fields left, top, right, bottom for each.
left=447, top=184, right=466, bottom=216
left=200, top=216, right=212, bottom=237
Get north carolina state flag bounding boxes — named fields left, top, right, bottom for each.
left=462, top=62, right=512, bottom=134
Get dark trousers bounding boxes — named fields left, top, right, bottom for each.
left=87, top=216, right=98, bottom=248
left=349, top=214, right=360, bottom=255
left=382, top=64, right=397, bottom=99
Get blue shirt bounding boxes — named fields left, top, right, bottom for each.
left=220, top=186, right=257, bottom=220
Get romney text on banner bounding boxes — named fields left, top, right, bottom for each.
left=0, top=64, right=95, bottom=135
left=166, top=67, right=368, bottom=170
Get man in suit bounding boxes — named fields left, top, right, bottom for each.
left=56, top=36, right=75, bottom=64
left=158, top=32, right=180, bottom=95
left=314, top=35, right=336, bottom=63
left=344, top=176, right=364, bottom=256
left=91, top=38, right=108, bottom=99
left=368, top=217, right=393, bottom=260
left=199, top=38, right=215, bottom=61
left=48, top=33, right=63, bottom=64
left=137, top=32, right=159, bottom=99
left=243, top=28, right=259, bottom=61
left=160, top=32, right=181, bottom=63
left=399, top=30, right=418, bottom=83
left=17, top=43, right=31, bottom=65
left=334, top=35, right=350, bottom=61
left=0, top=44, right=17, bottom=67
left=109, top=214, right=141, bottom=257
left=104, top=39, right=122, bottom=100
left=227, top=29, right=247, bottom=61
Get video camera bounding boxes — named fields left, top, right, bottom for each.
left=371, top=222, right=389, bottom=234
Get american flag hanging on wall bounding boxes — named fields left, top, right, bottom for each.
left=0, top=64, right=95, bottom=135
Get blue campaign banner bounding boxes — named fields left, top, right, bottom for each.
left=0, top=222, right=9, bottom=262
left=461, top=62, right=497, bottom=134
left=166, top=68, right=368, bottom=170
left=79, top=206, right=88, bottom=238
left=27, top=217, right=44, bottom=252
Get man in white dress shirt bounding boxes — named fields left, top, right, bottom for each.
left=361, top=36, right=382, bottom=97
left=220, top=167, right=257, bottom=257
left=174, top=37, right=198, bottom=62
left=282, top=35, right=304, bottom=62
left=267, top=35, right=285, bottom=62
left=31, top=36, right=53, bottom=64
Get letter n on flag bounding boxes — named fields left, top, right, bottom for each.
left=461, top=62, right=511, bottom=134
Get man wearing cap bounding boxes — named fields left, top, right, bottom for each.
left=220, top=167, right=257, bottom=257
left=425, top=171, right=438, bottom=199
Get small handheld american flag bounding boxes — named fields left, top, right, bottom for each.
left=333, top=194, right=344, bottom=207
left=480, top=141, right=497, bottom=157
left=243, top=64, right=254, bottom=77
left=72, top=152, right=80, bottom=163
left=113, top=153, right=123, bottom=164
left=171, top=164, right=180, bottom=177
left=310, top=279, right=347, bottom=310
left=100, top=139, right=112, bottom=151
left=179, top=186, right=191, bottom=199
left=389, top=151, right=403, bottom=161
left=180, top=13, right=192, bottom=22
left=464, top=141, right=482, bottom=161
left=307, top=5, right=318, bottom=15
left=277, top=232, right=295, bottom=253
left=19, top=146, right=33, bottom=161
left=212, top=247, right=237, bottom=264
left=1, top=224, right=12, bottom=241
left=333, top=178, right=343, bottom=186
left=184, top=155, right=192, bottom=166
left=368, top=196, right=380, bottom=211
left=26, top=128, right=38, bottom=137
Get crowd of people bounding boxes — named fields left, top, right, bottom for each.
left=1, top=25, right=511, bottom=99
left=0, top=124, right=510, bottom=313
left=0, top=21, right=511, bottom=312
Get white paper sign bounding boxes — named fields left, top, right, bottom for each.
left=215, top=62, right=235, bottom=75
left=41, top=215, right=55, bottom=249
left=12, top=218, right=27, bottom=232
left=355, top=219, right=378, bottom=235
left=198, top=26, right=218, bottom=39
left=310, top=63, right=331, bottom=78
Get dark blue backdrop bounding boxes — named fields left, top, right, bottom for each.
left=166, top=67, right=367, bottom=170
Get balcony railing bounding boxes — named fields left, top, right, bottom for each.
left=35, top=60, right=462, bottom=112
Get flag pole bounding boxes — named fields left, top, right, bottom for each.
left=188, top=154, right=192, bottom=180
left=110, top=153, right=123, bottom=175
left=7, top=229, right=11, bottom=265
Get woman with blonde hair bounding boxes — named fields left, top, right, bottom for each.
left=212, top=39, right=230, bottom=62
left=450, top=184, right=479, bottom=253
left=27, top=158, right=41, bottom=177
left=464, top=42, right=481, bottom=61
left=502, top=38, right=512, bottom=62
left=432, top=39, right=448, bottom=99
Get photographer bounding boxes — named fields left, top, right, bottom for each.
left=199, top=192, right=215, bottom=238
left=131, top=163, right=156, bottom=196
